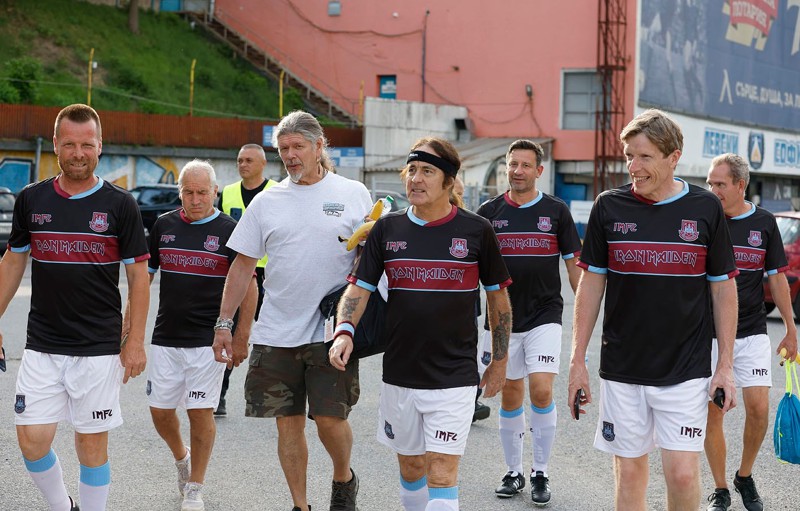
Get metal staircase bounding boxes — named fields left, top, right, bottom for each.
left=187, top=12, right=358, bottom=126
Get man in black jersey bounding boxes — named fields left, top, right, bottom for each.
left=330, top=137, right=513, bottom=511
left=0, top=104, right=150, bottom=511
left=477, top=139, right=582, bottom=505
left=143, top=160, right=257, bottom=510
left=704, top=153, right=797, bottom=511
left=568, top=109, right=739, bottom=511
left=214, top=144, right=277, bottom=416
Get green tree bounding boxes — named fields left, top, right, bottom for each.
left=5, top=57, right=43, bottom=104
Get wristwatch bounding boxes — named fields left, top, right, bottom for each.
left=214, top=317, right=234, bottom=331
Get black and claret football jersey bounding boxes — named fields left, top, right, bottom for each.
left=149, top=209, right=238, bottom=348
left=9, top=177, right=149, bottom=356
left=726, top=203, right=787, bottom=338
left=477, top=191, right=581, bottom=332
left=578, top=180, right=737, bottom=386
left=351, top=205, right=511, bottom=390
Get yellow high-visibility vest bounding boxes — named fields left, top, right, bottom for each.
left=221, top=179, right=276, bottom=268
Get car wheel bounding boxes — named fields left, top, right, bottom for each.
left=764, top=302, right=776, bottom=315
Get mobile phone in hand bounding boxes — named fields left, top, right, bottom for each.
left=0, top=347, right=6, bottom=372
left=574, top=388, right=584, bottom=420
left=713, top=388, right=725, bottom=409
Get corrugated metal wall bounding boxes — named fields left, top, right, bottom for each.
left=0, top=104, right=362, bottom=149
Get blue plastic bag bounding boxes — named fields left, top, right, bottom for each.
left=774, top=360, right=800, bottom=465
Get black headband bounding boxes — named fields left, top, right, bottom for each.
left=406, top=150, right=458, bottom=177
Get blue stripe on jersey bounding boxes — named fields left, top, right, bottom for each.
left=354, top=279, right=377, bottom=292
left=148, top=267, right=158, bottom=274
left=69, top=177, right=104, bottom=199
left=766, top=268, right=779, bottom=276
left=587, top=265, right=607, bottom=274
left=190, top=209, right=221, bottom=224
left=406, top=208, right=428, bottom=226
left=401, top=475, right=428, bottom=491
left=122, top=257, right=137, bottom=264
left=10, top=244, right=30, bottom=253
left=707, top=273, right=732, bottom=281
left=729, top=202, right=756, bottom=220
left=653, top=179, right=689, bottom=205
left=518, top=191, right=544, bottom=208
left=484, top=283, right=501, bottom=291
left=429, top=486, right=459, bottom=500
left=563, top=252, right=576, bottom=260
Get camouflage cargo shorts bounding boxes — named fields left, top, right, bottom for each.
left=244, top=343, right=360, bottom=419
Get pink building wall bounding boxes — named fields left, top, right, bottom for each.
left=215, top=0, right=637, bottom=161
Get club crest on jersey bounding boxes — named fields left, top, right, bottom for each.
left=678, top=219, right=699, bottom=242
left=602, top=421, right=615, bottom=442
left=747, top=230, right=762, bottom=247
left=89, top=212, right=109, bottom=233
left=481, top=351, right=491, bottom=366
left=449, top=238, right=468, bottom=259
left=203, top=235, right=220, bottom=252
left=537, top=216, right=552, bottom=232
left=384, top=420, right=395, bottom=440
left=15, top=394, right=25, bottom=414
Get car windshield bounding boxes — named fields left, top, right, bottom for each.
left=134, top=188, right=179, bottom=206
left=0, top=193, right=14, bottom=212
left=776, top=216, right=800, bottom=245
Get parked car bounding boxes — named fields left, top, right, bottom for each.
left=370, top=189, right=410, bottom=211
left=0, top=187, right=14, bottom=252
left=129, top=184, right=180, bottom=239
left=763, top=211, right=800, bottom=319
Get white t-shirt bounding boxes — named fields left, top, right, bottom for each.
left=227, top=172, right=372, bottom=347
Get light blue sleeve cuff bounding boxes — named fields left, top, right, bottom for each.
left=354, top=279, right=377, bottom=292
left=587, top=265, right=607, bottom=274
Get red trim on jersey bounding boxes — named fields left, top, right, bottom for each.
left=425, top=205, right=458, bottom=227
left=771, top=264, right=790, bottom=274
left=30, top=232, right=121, bottom=263
left=496, top=277, right=513, bottom=289
left=576, top=260, right=592, bottom=270
left=384, top=258, right=479, bottom=291
left=629, top=189, right=657, bottom=205
left=496, top=232, right=559, bottom=256
left=52, top=175, right=100, bottom=198
left=346, top=274, right=358, bottom=284
left=607, top=241, right=707, bottom=275
left=131, top=253, right=150, bottom=263
left=733, top=246, right=766, bottom=271
left=503, top=192, right=521, bottom=208
left=567, top=250, right=581, bottom=259
left=158, top=248, right=230, bottom=277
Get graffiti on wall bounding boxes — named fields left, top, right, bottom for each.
left=0, top=152, right=181, bottom=193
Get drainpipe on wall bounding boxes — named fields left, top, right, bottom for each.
left=34, top=136, right=42, bottom=184
left=209, top=0, right=215, bottom=21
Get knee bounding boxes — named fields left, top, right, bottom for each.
left=530, top=388, right=554, bottom=409
left=426, top=454, right=460, bottom=487
left=746, top=399, right=769, bottom=424
left=665, top=466, right=698, bottom=489
left=399, top=456, right=426, bottom=483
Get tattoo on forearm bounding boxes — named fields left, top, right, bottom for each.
left=340, top=295, right=361, bottom=320
left=492, top=312, right=511, bottom=361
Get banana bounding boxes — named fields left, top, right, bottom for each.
left=368, top=199, right=385, bottom=221
left=339, top=198, right=388, bottom=251
left=779, top=347, right=800, bottom=363
left=345, top=220, right=376, bottom=251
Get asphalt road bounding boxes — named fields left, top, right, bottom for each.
left=0, top=264, right=798, bottom=510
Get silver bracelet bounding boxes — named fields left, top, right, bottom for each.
left=214, top=317, right=234, bottom=331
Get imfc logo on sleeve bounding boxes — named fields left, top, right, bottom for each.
left=203, top=235, right=220, bottom=252
left=449, top=238, right=468, bottom=258
left=89, top=212, right=109, bottom=233
left=678, top=220, right=699, bottom=242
